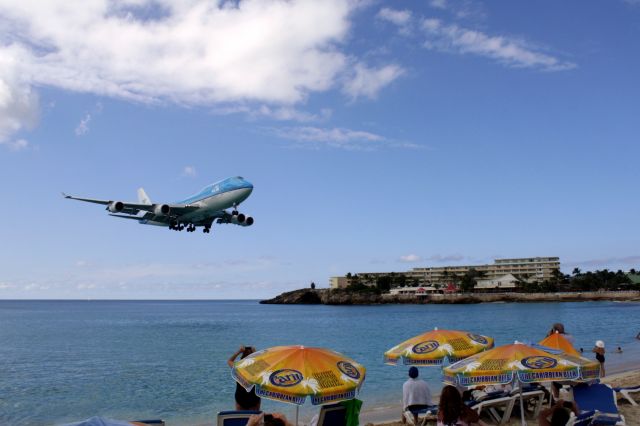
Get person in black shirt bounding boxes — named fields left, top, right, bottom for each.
left=228, top=345, right=261, bottom=410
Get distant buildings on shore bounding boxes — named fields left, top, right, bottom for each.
left=330, top=257, right=560, bottom=292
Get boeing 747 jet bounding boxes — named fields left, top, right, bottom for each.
left=63, top=176, right=254, bottom=234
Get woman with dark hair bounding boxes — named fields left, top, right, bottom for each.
left=228, top=345, right=261, bottom=411
left=437, top=385, right=486, bottom=426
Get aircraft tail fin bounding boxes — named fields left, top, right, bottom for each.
left=137, top=188, right=151, bottom=205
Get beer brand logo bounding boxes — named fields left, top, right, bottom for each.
left=467, top=333, right=489, bottom=345
left=337, top=361, right=361, bottom=380
left=521, top=356, right=558, bottom=370
left=269, top=369, right=303, bottom=387
left=412, top=340, right=440, bottom=354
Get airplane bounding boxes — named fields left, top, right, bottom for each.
left=63, top=176, right=254, bottom=234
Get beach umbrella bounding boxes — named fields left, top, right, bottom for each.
left=384, top=328, right=494, bottom=366
left=231, top=345, right=366, bottom=425
left=538, top=332, right=580, bottom=357
left=537, top=333, right=601, bottom=380
left=443, top=341, right=587, bottom=425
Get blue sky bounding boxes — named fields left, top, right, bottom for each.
left=1, top=0, right=639, bottom=299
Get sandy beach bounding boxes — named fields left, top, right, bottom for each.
left=361, top=368, right=640, bottom=426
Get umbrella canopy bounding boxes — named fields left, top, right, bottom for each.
left=537, top=333, right=601, bottom=380
left=231, top=345, right=366, bottom=406
left=538, top=332, right=580, bottom=357
left=442, top=342, right=584, bottom=387
left=384, top=329, right=494, bottom=366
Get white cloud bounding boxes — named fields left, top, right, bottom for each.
left=5, top=138, right=29, bottom=151
left=182, top=165, right=197, bottom=177
left=422, top=18, right=576, bottom=71
left=0, top=47, right=39, bottom=150
left=343, top=63, right=405, bottom=99
left=75, top=113, right=91, bottom=136
left=428, top=254, right=465, bottom=262
left=429, top=0, right=448, bottom=10
left=212, top=104, right=332, bottom=122
left=0, top=0, right=356, bottom=106
left=377, top=8, right=412, bottom=26
left=273, top=125, right=422, bottom=150
left=399, top=254, right=422, bottom=263
left=0, top=282, right=15, bottom=289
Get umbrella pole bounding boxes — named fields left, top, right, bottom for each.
left=519, top=379, right=526, bottom=426
left=295, top=405, right=299, bottom=426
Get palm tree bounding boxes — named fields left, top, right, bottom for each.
left=572, top=267, right=582, bottom=277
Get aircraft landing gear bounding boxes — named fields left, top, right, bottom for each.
left=232, top=202, right=239, bottom=216
left=203, top=226, right=211, bottom=234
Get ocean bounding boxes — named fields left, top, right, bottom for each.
left=1, top=300, right=639, bottom=425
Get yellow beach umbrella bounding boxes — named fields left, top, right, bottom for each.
left=384, top=328, right=494, bottom=366
left=232, top=345, right=366, bottom=424
left=444, top=342, right=586, bottom=426
left=443, top=342, right=583, bottom=387
left=537, top=333, right=601, bottom=380
left=538, top=332, right=580, bottom=357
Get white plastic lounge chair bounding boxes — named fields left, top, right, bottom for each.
left=216, top=410, right=262, bottom=426
left=468, top=393, right=516, bottom=425
left=511, top=385, right=546, bottom=419
left=572, top=383, right=626, bottom=426
left=613, top=385, right=640, bottom=406
left=402, top=405, right=438, bottom=426
left=565, top=410, right=596, bottom=426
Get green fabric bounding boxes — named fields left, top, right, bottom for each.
left=341, top=398, right=363, bottom=426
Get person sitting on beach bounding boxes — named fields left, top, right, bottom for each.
left=228, top=345, right=261, bottom=411
left=247, top=412, right=293, bottom=426
left=402, top=366, right=434, bottom=424
left=437, top=385, right=487, bottom=426
left=537, top=399, right=578, bottom=426
left=592, top=340, right=606, bottom=377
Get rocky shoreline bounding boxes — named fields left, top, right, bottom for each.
left=259, top=289, right=640, bottom=305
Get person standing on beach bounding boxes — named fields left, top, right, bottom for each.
left=593, top=340, right=606, bottom=377
left=402, top=366, right=434, bottom=424
left=228, top=345, right=261, bottom=411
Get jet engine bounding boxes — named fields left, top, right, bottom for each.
left=243, top=216, right=254, bottom=226
left=231, top=213, right=246, bottom=224
left=107, top=201, right=124, bottom=213
left=153, top=204, right=171, bottom=216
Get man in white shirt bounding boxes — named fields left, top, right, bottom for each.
left=402, top=366, right=434, bottom=424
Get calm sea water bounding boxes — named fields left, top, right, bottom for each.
left=1, top=300, right=639, bottom=425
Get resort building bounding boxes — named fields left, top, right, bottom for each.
left=388, top=286, right=439, bottom=296
left=406, top=257, right=560, bottom=284
left=329, top=276, right=350, bottom=289
left=331, top=257, right=560, bottom=289
left=473, top=274, right=519, bottom=293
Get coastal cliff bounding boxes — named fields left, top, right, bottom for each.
left=260, top=289, right=640, bottom=305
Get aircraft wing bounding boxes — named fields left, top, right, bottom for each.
left=63, top=193, right=199, bottom=216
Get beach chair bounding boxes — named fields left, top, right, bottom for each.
left=565, top=410, right=596, bottom=426
left=467, top=392, right=516, bottom=425
left=316, top=403, right=347, bottom=426
left=403, top=405, right=438, bottom=426
left=511, top=384, right=546, bottom=419
left=572, top=383, right=626, bottom=425
left=613, top=385, right=640, bottom=406
left=216, top=410, right=262, bottom=426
